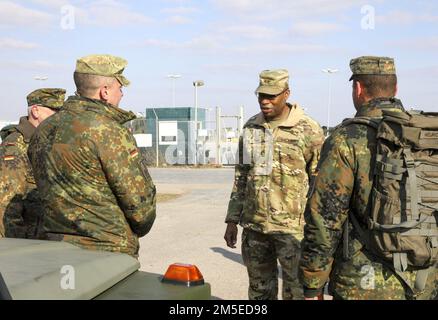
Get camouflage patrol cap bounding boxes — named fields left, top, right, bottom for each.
left=349, top=56, right=396, bottom=81
left=26, top=88, right=66, bottom=110
left=255, top=69, right=289, bottom=95
left=75, top=54, right=131, bottom=86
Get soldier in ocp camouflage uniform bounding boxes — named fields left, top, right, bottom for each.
left=299, top=56, right=438, bottom=300
left=224, top=69, right=324, bottom=300
left=28, top=55, right=156, bottom=258
left=0, top=88, right=65, bottom=238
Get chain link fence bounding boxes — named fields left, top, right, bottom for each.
left=125, top=107, right=243, bottom=167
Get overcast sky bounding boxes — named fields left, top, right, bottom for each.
left=1, top=0, right=437, bottom=127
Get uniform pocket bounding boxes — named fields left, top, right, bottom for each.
left=138, top=157, right=153, bottom=183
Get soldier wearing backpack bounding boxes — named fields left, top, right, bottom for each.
left=298, top=56, right=438, bottom=300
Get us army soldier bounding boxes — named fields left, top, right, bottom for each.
left=299, top=56, right=438, bottom=300
left=224, top=69, right=325, bottom=300
left=0, top=88, right=65, bottom=238
left=28, top=55, right=156, bottom=258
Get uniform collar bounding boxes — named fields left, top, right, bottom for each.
left=247, top=103, right=305, bottom=129
left=64, top=95, right=137, bottom=124
left=16, top=116, right=36, bottom=143
left=355, top=97, right=405, bottom=118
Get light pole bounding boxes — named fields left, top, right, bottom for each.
left=322, top=68, right=338, bottom=136
left=193, top=80, right=204, bottom=166
left=167, top=74, right=181, bottom=108
left=152, top=108, right=159, bottom=167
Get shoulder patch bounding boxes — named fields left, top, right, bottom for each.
left=129, top=149, right=139, bottom=159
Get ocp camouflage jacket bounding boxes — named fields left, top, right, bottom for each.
left=226, top=103, right=324, bottom=236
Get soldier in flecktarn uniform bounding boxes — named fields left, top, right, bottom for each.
left=28, top=55, right=156, bottom=258
left=0, top=88, right=65, bottom=239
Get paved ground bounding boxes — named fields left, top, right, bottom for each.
left=138, top=168, right=249, bottom=300
left=138, top=168, right=333, bottom=300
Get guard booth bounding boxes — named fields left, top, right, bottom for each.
left=144, top=107, right=207, bottom=166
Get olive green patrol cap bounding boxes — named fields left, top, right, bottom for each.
left=75, top=54, right=131, bottom=86
left=255, top=69, right=289, bottom=95
left=26, top=88, right=66, bottom=110
left=349, top=56, right=396, bottom=81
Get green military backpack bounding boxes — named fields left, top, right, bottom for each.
left=344, top=109, right=438, bottom=294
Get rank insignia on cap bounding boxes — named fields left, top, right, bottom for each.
left=130, top=149, right=139, bottom=158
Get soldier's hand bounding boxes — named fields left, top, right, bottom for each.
left=224, top=223, right=238, bottom=249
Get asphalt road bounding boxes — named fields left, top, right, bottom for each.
left=138, top=168, right=249, bottom=300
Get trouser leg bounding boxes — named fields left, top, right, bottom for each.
left=242, top=229, right=278, bottom=300
left=275, top=234, right=303, bottom=300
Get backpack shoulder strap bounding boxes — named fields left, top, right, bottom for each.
left=341, top=116, right=381, bottom=129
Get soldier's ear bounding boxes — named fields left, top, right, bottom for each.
left=354, top=81, right=363, bottom=97
left=29, top=105, right=40, bottom=120
left=100, top=86, right=109, bottom=101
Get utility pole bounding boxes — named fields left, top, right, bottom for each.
left=152, top=108, right=159, bottom=167
left=193, top=80, right=205, bottom=166
left=216, top=106, right=222, bottom=166
left=167, top=74, right=181, bottom=108
left=239, top=106, right=244, bottom=136
left=322, top=68, right=338, bottom=136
